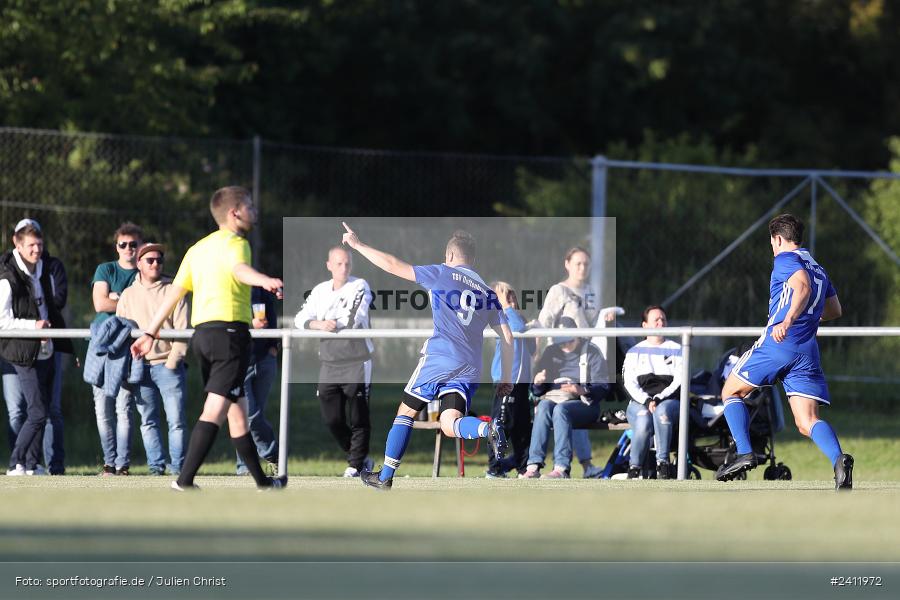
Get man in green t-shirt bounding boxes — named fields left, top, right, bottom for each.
left=90, top=222, right=142, bottom=476
left=132, top=186, right=285, bottom=491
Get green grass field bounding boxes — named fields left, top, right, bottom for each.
left=3, top=372, right=900, bottom=566
left=1, top=476, right=899, bottom=562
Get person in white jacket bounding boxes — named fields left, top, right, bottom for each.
left=294, top=246, right=374, bottom=477
left=622, top=305, right=682, bottom=479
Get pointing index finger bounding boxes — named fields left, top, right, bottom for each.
left=342, top=221, right=353, bottom=233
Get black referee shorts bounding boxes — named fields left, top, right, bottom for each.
left=191, top=321, right=251, bottom=402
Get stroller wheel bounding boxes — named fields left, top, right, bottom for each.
left=763, top=463, right=792, bottom=480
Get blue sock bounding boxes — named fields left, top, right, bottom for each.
left=723, top=398, right=753, bottom=454
left=380, top=415, right=414, bottom=481
left=452, top=417, right=488, bottom=439
left=809, top=420, right=843, bottom=466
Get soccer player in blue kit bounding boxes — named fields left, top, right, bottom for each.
left=340, top=223, right=514, bottom=490
left=716, top=214, right=853, bottom=490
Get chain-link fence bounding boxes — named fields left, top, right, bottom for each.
left=2, top=127, right=899, bottom=333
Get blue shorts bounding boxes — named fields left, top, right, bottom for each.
left=404, top=354, right=480, bottom=411
left=731, top=339, right=830, bottom=405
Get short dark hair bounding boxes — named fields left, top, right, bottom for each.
left=446, top=230, right=475, bottom=262
left=114, top=222, right=143, bottom=242
left=210, top=186, right=251, bottom=226
left=768, top=214, right=804, bottom=244
left=642, top=304, right=666, bottom=323
left=13, top=224, right=42, bottom=244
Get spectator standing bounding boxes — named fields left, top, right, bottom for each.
left=90, top=222, right=142, bottom=475
left=536, top=246, right=610, bottom=478
left=116, top=243, right=188, bottom=475
left=486, top=281, right=535, bottom=478
left=235, top=286, right=280, bottom=475
left=294, top=246, right=374, bottom=477
left=2, top=218, right=68, bottom=474
left=0, top=222, right=73, bottom=475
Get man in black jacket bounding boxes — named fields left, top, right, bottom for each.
left=0, top=221, right=73, bottom=475
left=1, top=218, right=69, bottom=474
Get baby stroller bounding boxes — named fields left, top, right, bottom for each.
left=687, top=344, right=791, bottom=480
left=599, top=344, right=790, bottom=480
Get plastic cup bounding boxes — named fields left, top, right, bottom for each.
left=252, top=303, right=266, bottom=320
left=427, top=400, right=440, bottom=422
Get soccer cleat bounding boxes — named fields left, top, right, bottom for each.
left=627, top=466, right=641, bottom=479
left=99, top=465, right=116, bottom=477
left=6, top=464, right=26, bottom=476
left=834, top=453, right=854, bottom=491
left=342, top=466, right=359, bottom=478
left=360, top=469, right=392, bottom=491
left=259, top=475, right=288, bottom=491
left=170, top=480, right=201, bottom=492
left=543, top=468, right=570, bottom=479
left=486, top=419, right=509, bottom=461
left=583, top=464, right=604, bottom=479
left=715, top=452, right=758, bottom=481
left=116, top=466, right=130, bottom=476
left=656, top=462, right=672, bottom=480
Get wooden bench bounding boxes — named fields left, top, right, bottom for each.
left=412, top=420, right=463, bottom=477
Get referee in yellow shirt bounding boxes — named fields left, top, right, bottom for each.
left=131, top=186, right=285, bottom=490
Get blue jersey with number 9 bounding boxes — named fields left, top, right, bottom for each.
left=766, top=249, right=836, bottom=348
left=413, top=264, right=506, bottom=374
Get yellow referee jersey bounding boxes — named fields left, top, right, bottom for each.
left=173, top=229, right=252, bottom=326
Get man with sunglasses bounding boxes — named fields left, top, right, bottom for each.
left=116, top=243, right=189, bottom=476
left=89, top=222, right=143, bottom=475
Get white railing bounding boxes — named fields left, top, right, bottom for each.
left=4, top=326, right=900, bottom=480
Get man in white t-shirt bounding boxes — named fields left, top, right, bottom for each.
left=294, top=246, right=374, bottom=477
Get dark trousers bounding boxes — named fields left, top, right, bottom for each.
left=10, top=357, right=55, bottom=470
left=488, top=382, right=532, bottom=474
left=317, top=380, right=371, bottom=470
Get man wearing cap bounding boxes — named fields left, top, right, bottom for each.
left=520, top=316, right=610, bottom=479
left=0, top=221, right=74, bottom=475
left=89, top=222, right=143, bottom=475
left=116, top=243, right=189, bottom=475
left=1, top=218, right=69, bottom=474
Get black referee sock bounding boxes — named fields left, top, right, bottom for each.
left=232, top=433, right=270, bottom=487
left=177, top=420, right=219, bottom=487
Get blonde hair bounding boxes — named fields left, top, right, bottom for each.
left=210, top=186, right=251, bottom=226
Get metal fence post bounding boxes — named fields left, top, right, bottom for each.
left=277, top=330, right=291, bottom=478
left=590, top=155, right=608, bottom=313
left=677, top=329, right=692, bottom=480
left=810, top=176, right=817, bottom=256
left=252, top=135, right=263, bottom=268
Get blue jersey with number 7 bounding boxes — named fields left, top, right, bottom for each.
left=413, top=264, right=507, bottom=372
left=766, top=249, right=836, bottom=348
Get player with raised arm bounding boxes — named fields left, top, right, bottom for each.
left=716, top=214, right=853, bottom=490
left=341, top=223, right=514, bottom=490
left=131, top=186, right=285, bottom=491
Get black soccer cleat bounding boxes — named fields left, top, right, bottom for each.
left=486, top=419, right=509, bottom=461
left=259, top=475, right=288, bottom=492
left=715, top=452, right=758, bottom=482
left=360, top=469, right=393, bottom=491
left=834, top=453, right=854, bottom=491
